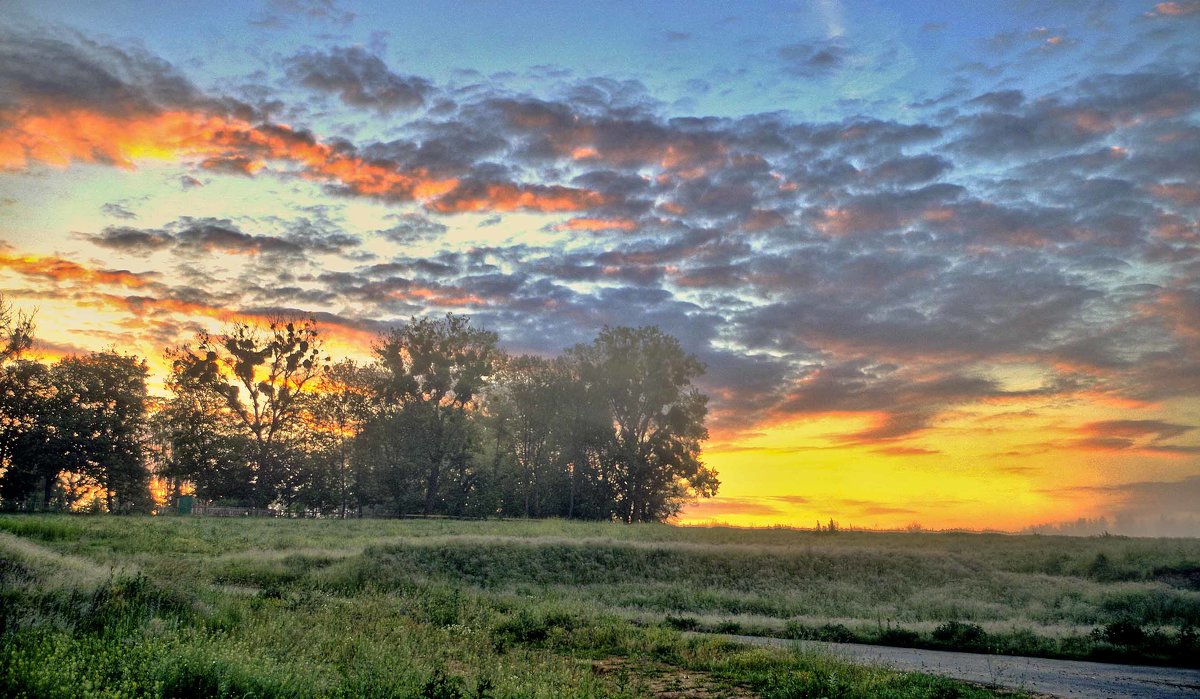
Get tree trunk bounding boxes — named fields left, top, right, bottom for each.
left=424, top=458, right=441, bottom=515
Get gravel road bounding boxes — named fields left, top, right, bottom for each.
left=709, top=634, right=1200, bottom=697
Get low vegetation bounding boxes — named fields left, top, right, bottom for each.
left=0, top=515, right=1038, bottom=698
left=4, top=515, right=1199, bottom=697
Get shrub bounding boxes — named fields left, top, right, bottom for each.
left=420, top=669, right=465, bottom=699
left=492, top=608, right=577, bottom=647
left=1092, top=620, right=1146, bottom=647
left=932, top=621, right=988, bottom=649
left=716, top=620, right=743, bottom=634
left=783, top=621, right=856, bottom=643
left=664, top=614, right=699, bottom=630
left=877, top=628, right=920, bottom=646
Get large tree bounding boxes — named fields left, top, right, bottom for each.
left=51, top=351, right=153, bottom=512
left=488, top=355, right=577, bottom=518
left=153, top=376, right=251, bottom=503
left=167, top=318, right=326, bottom=506
left=371, top=314, right=500, bottom=515
left=569, top=326, right=717, bottom=522
left=0, top=296, right=44, bottom=506
left=0, top=359, right=59, bottom=508
left=0, top=295, right=33, bottom=364
left=308, top=359, right=380, bottom=517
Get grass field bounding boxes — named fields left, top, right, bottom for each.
left=2, top=515, right=1198, bottom=698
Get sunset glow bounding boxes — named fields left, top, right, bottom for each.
left=2, top=1, right=1198, bottom=533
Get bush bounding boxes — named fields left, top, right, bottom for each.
left=783, top=621, right=856, bottom=643
left=664, top=614, right=699, bottom=631
left=420, top=669, right=465, bottom=699
left=1092, top=620, right=1146, bottom=647
left=932, top=621, right=988, bottom=649
left=492, top=608, right=577, bottom=647
left=716, top=620, right=743, bottom=634
left=877, top=627, right=921, bottom=646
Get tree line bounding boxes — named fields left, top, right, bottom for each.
left=0, top=297, right=717, bottom=522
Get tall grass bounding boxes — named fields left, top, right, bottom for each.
left=2, top=513, right=1197, bottom=697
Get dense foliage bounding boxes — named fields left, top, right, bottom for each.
left=0, top=296, right=716, bottom=521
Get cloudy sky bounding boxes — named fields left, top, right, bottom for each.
left=1, top=0, right=1198, bottom=532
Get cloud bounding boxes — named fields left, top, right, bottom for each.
left=1077, top=419, right=1195, bottom=441
left=952, top=71, right=1200, bottom=158
left=0, top=251, right=160, bottom=291
left=426, top=180, right=608, bottom=214
left=0, top=29, right=210, bottom=116
left=253, top=0, right=355, bottom=27
left=89, top=227, right=174, bottom=253
left=285, top=46, right=431, bottom=113
left=1059, top=419, right=1200, bottom=455
left=376, top=213, right=449, bottom=244
left=1147, top=2, right=1200, bottom=17
left=680, top=497, right=784, bottom=518
left=552, top=217, right=638, bottom=232
left=778, top=39, right=850, bottom=77
left=100, top=202, right=138, bottom=220
left=86, top=217, right=359, bottom=259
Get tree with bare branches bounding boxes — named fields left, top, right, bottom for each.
left=167, top=318, right=326, bottom=507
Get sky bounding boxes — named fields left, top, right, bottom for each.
left=1, top=0, right=1198, bottom=534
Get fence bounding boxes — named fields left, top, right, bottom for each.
left=190, top=504, right=277, bottom=517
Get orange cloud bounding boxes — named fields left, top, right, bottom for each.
left=426, top=182, right=607, bottom=214
left=553, top=217, right=638, bottom=232
left=1150, top=182, right=1200, bottom=206
left=390, top=286, right=485, bottom=308
left=83, top=293, right=381, bottom=356
left=1152, top=1, right=1200, bottom=15
left=0, top=107, right=458, bottom=203
left=0, top=252, right=157, bottom=289
left=741, top=209, right=787, bottom=231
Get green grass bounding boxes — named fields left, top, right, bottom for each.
left=2, top=515, right=1197, bottom=697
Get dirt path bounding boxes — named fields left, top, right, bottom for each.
left=706, top=634, right=1200, bottom=697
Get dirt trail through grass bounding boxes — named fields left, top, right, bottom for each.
left=710, top=633, right=1200, bottom=698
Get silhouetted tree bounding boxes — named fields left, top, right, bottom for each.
left=308, top=359, right=380, bottom=517
left=167, top=318, right=326, bottom=506
left=154, top=377, right=252, bottom=503
left=372, top=314, right=500, bottom=515
left=0, top=297, right=46, bottom=507
left=0, top=360, right=59, bottom=508
left=0, top=295, right=34, bottom=364
left=569, top=327, right=716, bottom=522
left=51, top=351, right=153, bottom=512
left=488, top=355, right=576, bottom=517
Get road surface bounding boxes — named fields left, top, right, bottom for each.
left=706, top=633, right=1200, bottom=697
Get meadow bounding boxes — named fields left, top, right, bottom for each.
left=2, top=515, right=1198, bottom=698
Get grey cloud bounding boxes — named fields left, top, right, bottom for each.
left=89, top=227, right=174, bottom=254
left=0, top=28, right=248, bottom=118
left=864, top=155, right=952, bottom=186
left=778, top=40, right=851, bottom=78
left=100, top=202, right=138, bottom=220
left=376, top=213, right=449, bottom=245
left=87, top=217, right=360, bottom=259
left=0, top=28, right=199, bottom=115
left=952, top=70, right=1200, bottom=158
left=285, top=46, right=431, bottom=113
left=254, top=0, right=355, bottom=28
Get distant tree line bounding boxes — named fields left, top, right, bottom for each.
left=0, top=296, right=717, bottom=521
